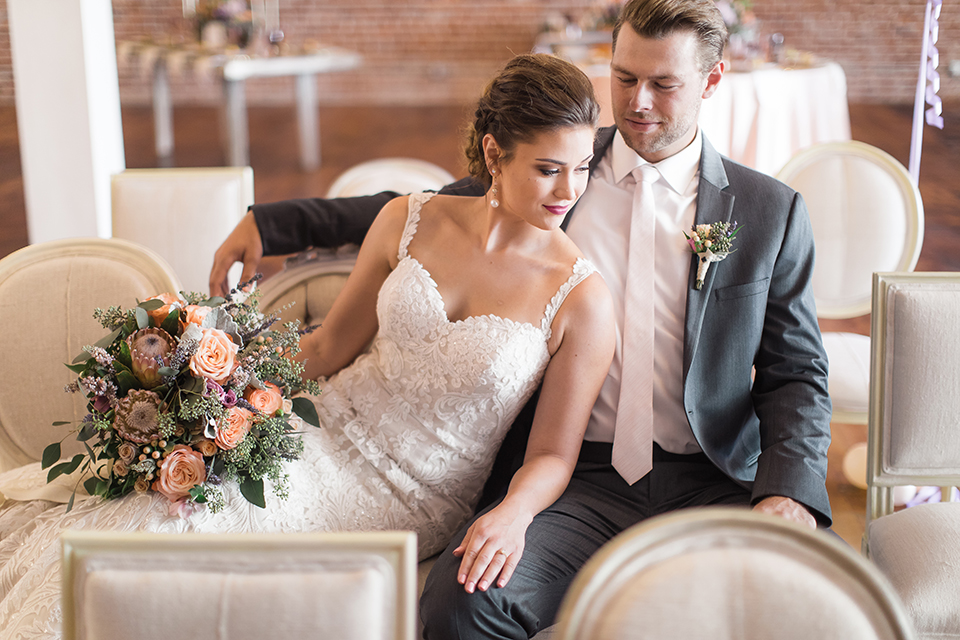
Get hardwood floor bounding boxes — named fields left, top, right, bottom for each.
left=1, top=101, right=958, bottom=547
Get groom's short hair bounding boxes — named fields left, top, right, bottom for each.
left=612, top=0, right=728, bottom=74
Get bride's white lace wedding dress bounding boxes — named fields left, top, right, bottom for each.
left=0, top=191, right=597, bottom=638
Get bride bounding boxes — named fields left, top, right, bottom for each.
left=0, top=53, right=615, bottom=637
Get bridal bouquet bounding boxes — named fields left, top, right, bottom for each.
left=43, top=283, right=321, bottom=514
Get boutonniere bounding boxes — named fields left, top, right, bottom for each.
left=683, top=221, right=741, bottom=290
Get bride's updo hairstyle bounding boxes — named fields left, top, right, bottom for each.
left=464, top=53, right=600, bottom=188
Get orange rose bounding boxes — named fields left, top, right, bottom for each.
left=245, top=382, right=284, bottom=416
left=152, top=445, right=206, bottom=501
left=189, top=328, right=238, bottom=384
left=145, top=293, right=183, bottom=327
left=180, top=304, right=212, bottom=329
left=194, top=438, right=218, bottom=457
left=216, top=407, right=253, bottom=450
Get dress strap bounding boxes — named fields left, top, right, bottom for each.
left=540, top=257, right=599, bottom=335
left=398, top=191, right=436, bottom=261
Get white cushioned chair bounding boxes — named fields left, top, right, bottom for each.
left=111, top=166, right=254, bottom=295
left=777, top=142, right=924, bottom=427
left=552, top=508, right=916, bottom=640
left=863, top=272, right=960, bottom=640
left=61, top=530, right=417, bottom=640
left=325, top=158, right=455, bottom=198
left=0, top=238, right=181, bottom=476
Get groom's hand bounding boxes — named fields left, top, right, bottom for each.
left=753, top=495, right=816, bottom=529
left=210, top=210, right=264, bottom=297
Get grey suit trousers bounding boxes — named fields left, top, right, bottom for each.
left=420, top=443, right=752, bottom=639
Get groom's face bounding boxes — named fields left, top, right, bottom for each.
left=610, top=25, right=723, bottom=162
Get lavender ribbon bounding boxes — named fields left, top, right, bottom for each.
left=924, top=0, right=945, bottom=129
left=908, top=0, right=945, bottom=183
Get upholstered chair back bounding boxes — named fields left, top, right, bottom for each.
left=258, top=250, right=358, bottom=329
left=553, top=508, right=915, bottom=640
left=864, top=272, right=960, bottom=640
left=0, top=238, right=180, bottom=475
left=325, top=158, right=455, bottom=198
left=777, top=142, right=923, bottom=319
left=62, top=530, right=417, bottom=640
left=112, top=166, right=254, bottom=295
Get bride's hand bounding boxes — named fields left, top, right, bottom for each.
left=452, top=504, right=532, bottom=593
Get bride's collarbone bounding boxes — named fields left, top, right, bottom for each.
left=410, top=249, right=574, bottom=326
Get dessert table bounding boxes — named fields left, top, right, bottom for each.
left=118, top=40, right=362, bottom=170
left=582, top=60, right=851, bottom=176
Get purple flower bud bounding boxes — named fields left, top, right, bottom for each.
left=222, top=389, right=238, bottom=407
left=204, top=379, right=225, bottom=400
left=93, top=395, right=111, bottom=414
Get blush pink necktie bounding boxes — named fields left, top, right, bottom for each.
left=612, top=164, right=660, bottom=485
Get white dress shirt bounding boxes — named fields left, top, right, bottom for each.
left=566, top=129, right=703, bottom=454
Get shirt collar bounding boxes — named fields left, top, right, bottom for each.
left=610, top=127, right=702, bottom=195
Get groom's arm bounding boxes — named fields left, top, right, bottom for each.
left=209, top=177, right=485, bottom=295
left=750, top=190, right=832, bottom=526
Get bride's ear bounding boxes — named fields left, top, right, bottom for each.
left=482, top=133, right=502, bottom=174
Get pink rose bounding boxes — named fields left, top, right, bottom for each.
left=245, top=382, right=284, bottom=416
left=189, top=328, right=239, bottom=384
left=216, top=407, right=252, bottom=450
left=145, top=293, right=184, bottom=327
left=153, top=445, right=206, bottom=502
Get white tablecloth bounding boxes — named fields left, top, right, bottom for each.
left=586, top=62, right=852, bottom=176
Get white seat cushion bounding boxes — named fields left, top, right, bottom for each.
left=821, top=331, right=870, bottom=419
left=868, top=502, right=960, bottom=639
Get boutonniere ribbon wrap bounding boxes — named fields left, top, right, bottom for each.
left=684, top=221, right=741, bottom=290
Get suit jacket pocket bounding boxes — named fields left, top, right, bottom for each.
left=714, top=278, right=770, bottom=301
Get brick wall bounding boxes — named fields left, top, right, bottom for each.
left=1, top=0, right=957, bottom=106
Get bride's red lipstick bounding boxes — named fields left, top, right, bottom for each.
left=544, top=205, right=569, bottom=216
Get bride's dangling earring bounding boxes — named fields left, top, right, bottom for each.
left=489, top=169, right=500, bottom=208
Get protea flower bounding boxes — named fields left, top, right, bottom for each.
left=113, top=389, right=162, bottom=444
left=127, top=327, right=175, bottom=388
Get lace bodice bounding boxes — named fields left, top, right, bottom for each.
left=0, top=191, right=598, bottom=638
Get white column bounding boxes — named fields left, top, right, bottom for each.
left=8, top=0, right=125, bottom=242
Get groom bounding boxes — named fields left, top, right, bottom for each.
left=210, top=0, right=832, bottom=636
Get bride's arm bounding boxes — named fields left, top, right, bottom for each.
left=453, top=272, right=615, bottom=593
left=297, top=196, right=409, bottom=380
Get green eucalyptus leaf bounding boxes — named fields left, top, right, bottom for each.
left=292, top=397, right=321, bottom=428
left=201, top=296, right=226, bottom=308
left=66, top=492, right=76, bottom=513
left=135, top=306, right=150, bottom=329
left=138, top=299, right=164, bottom=311
left=116, top=370, right=139, bottom=395
left=83, top=475, right=102, bottom=496
left=118, top=340, right=133, bottom=369
left=239, top=477, right=266, bottom=508
left=52, top=421, right=72, bottom=426
left=161, top=309, right=180, bottom=336
left=77, top=422, right=98, bottom=441
left=93, top=328, right=123, bottom=351
left=158, top=367, right=178, bottom=377
left=41, top=442, right=61, bottom=469
left=46, top=454, right=83, bottom=482
left=212, top=456, right=225, bottom=478
left=189, top=485, right=208, bottom=503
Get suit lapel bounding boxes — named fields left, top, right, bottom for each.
left=683, top=136, right=735, bottom=380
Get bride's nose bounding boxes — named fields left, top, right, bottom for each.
left=554, top=172, right=578, bottom=201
